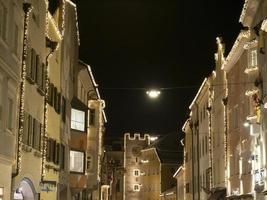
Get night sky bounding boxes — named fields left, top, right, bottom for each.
left=73, top=0, right=243, bottom=140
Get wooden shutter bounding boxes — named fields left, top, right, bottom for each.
left=56, top=143, right=60, bottom=165
left=22, top=112, right=29, bottom=144
left=31, top=49, right=36, bottom=82
left=26, top=47, right=32, bottom=79
left=48, top=82, right=54, bottom=106
left=28, top=115, right=33, bottom=146
left=53, top=87, right=57, bottom=110
left=33, top=120, right=41, bottom=150
left=41, top=63, right=46, bottom=92
left=61, top=96, right=66, bottom=122
left=35, top=55, right=40, bottom=86
left=56, top=92, right=61, bottom=114
left=53, top=140, right=57, bottom=164
left=46, top=139, right=51, bottom=162
left=60, top=144, right=65, bottom=169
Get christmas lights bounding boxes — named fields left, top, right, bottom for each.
left=207, top=80, right=214, bottom=189
left=222, top=30, right=250, bottom=71
left=16, top=3, right=32, bottom=175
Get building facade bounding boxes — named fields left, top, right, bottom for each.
left=0, top=0, right=24, bottom=199
left=174, top=166, right=184, bottom=200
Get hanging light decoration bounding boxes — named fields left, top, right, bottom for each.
left=15, top=3, right=32, bottom=176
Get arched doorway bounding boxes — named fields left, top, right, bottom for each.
left=14, top=178, right=37, bottom=200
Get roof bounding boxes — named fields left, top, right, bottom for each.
left=144, top=132, right=183, bottom=164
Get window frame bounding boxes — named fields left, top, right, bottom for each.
left=133, top=169, right=140, bottom=177
left=133, top=184, right=140, bottom=192
left=70, top=149, right=85, bottom=174
left=71, top=108, right=86, bottom=131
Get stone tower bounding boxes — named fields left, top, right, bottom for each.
left=123, top=133, right=150, bottom=200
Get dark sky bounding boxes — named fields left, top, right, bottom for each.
left=73, top=0, right=243, bottom=140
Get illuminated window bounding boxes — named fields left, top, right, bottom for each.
left=70, top=150, right=85, bottom=173
left=71, top=108, right=85, bottom=131
left=0, top=187, right=3, bottom=200
left=133, top=184, right=140, bottom=191
left=133, top=169, right=140, bottom=176
left=249, top=49, right=257, bottom=68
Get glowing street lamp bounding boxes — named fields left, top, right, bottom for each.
left=146, top=90, right=161, bottom=99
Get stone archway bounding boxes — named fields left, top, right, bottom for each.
left=14, top=178, right=37, bottom=200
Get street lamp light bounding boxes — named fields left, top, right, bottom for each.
left=146, top=90, right=161, bottom=99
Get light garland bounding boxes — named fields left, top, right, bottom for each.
left=66, top=0, right=80, bottom=45
left=222, top=30, right=251, bottom=71
left=223, top=70, right=228, bottom=190
left=207, top=80, right=214, bottom=189
left=239, top=0, right=249, bottom=23
left=245, top=89, right=259, bottom=96
left=16, top=3, right=32, bottom=175
left=244, top=39, right=258, bottom=50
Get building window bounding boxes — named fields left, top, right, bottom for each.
left=7, top=98, right=13, bottom=131
left=133, top=184, right=140, bottom=192
left=71, top=108, right=85, bottom=131
left=248, top=49, right=257, bottom=68
left=60, top=144, right=65, bottom=170
left=70, top=150, right=85, bottom=173
left=89, top=109, right=95, bottom=126
left=0, top=187, right=3, bottom=200
left=133, top=169, right=140, bottom=176
left=22, top=113, right=42, bottom=150
left=0, top=2, right=7, bottom=41
left=186, top=183, right=190, bottom=193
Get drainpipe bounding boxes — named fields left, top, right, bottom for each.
left=12, top=2, right=32, bottom=179
left=40, top=37, right=58, bottom=182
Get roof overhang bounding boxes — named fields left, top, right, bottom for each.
left=222, top=30, right=251, bottom=72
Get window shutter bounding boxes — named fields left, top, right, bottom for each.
left=35, top=55, right=40, bottom=85
left=33, top=120, right=41, bottom=150
left=42, top=63, right=46, bottom=92
left=53, top=87, right=57, bottom=110
left=60, top=144, right=65, bottom=170
left=48, top=82, right=54, bottom=106
left=26, top=47, right=32, bottom=79
left=61, top=96, right=66, bottom=122
left=46, top=139, right=51, bottom=161
left=53, top=139, right=57, bottom=164
left=28, top=115, right=33, bottom=146
left=23, top=112, right=29, bottom=144
left=56, top=92, right=61, bottom=114
left=31, top=49, right=36, bottom=81
left=56, top=143, right=60, bottom=165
